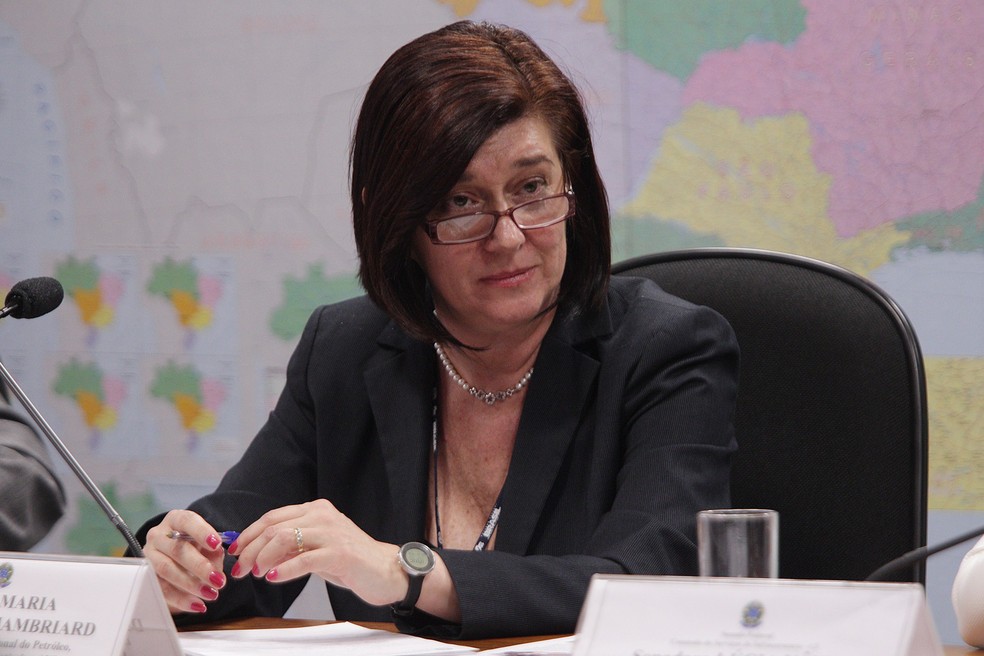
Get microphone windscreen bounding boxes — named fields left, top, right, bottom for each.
left=4, top=277, right=65, bottom=319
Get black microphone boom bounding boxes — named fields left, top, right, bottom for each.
left=866, top=524, right=984, bottom=581
left=0, top=277, right=144, bottom=557
left=1, top=277, right=64, bottom=319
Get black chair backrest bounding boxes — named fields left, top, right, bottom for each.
left=613, top=248, right=928, bottom=583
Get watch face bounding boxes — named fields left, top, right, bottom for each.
left=405, top=546, right=431, bottom=571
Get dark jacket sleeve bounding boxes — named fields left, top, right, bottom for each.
left=0, top=400, right=67, bottom=550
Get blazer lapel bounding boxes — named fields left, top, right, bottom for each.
left=496, top=302, right=612, bottom=554
left=362, top=300, right=612, bottom=551
left=364, top=323, right=435, bottom=541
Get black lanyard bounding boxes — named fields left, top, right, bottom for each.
left=431, top=387, right=503, bottom=551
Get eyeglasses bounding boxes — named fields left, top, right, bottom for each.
left=423, top=190, right=575, bottom=245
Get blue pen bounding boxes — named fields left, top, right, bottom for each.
left=166, top=530, right=239, bottom=547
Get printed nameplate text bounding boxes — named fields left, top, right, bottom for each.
left=0, top=551, right=180, bottom=656
left=573, top=575, right=942, bottom=656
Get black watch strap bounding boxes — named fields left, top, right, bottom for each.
left=392, top=571, right=424, bottom=617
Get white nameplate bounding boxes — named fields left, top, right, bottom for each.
left=573, top=575, right=942, bottom=656
left=0, top=551, right=181, bottom=656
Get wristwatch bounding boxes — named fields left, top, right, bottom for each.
left=392, top=541, right=435, bottom=617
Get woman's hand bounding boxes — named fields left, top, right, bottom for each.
left=228, top=499, right=407, bottom=607
left=144, top=509, right=228, bottom=614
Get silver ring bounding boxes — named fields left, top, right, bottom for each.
left=293, top=527, right=305, bottom=553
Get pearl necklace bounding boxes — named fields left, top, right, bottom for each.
left=433, top=342, right=533, bottom=406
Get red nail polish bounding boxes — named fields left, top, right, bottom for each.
left=266, top=569, right=278, bottom=582
left=205, top=534, right=220, bottom=549
left=209, top=571, right=225, bottom=588
left=199, top=585, right=219, bottom=601
left=191, top=601, right=207, bottom=614
left=228, top=540, right=239, bottom=554
left=251, top=563, right=261, bottom=576
left=231, top=562, right=242, bottom=578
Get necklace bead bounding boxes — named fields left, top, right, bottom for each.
left=433, top=342, right=533, bottom=405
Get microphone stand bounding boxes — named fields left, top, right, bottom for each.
left=0, top=359, right=144, bottom=557
left=866, top=525, right=984, bottom=582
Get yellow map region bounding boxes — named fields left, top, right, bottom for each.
left=74, top=390, right=118, bottom=430
left=621, top=103, right=909, bottom=277
left=927, top=357, right=984, bottom=510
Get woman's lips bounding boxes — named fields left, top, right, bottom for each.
left=482, top=267, right=534, bottom=286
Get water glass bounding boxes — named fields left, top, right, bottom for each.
left=697, top=508, right=779, bottom=578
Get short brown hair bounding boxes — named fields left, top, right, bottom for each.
left=351, top=20, right=610, bottom=343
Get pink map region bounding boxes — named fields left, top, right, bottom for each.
left=682, top=0, right=984, bottom=237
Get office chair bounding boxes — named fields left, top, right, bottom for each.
left=612, top=248, right=928, bottom=583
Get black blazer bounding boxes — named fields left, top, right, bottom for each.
left=145, top=276, right=738, bottom=638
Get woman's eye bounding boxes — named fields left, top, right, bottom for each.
left=447, top=195, right=479, bottom=212
left=521, top=179, right=546, bottom=195
left=437, top=196, right=472, bottom=217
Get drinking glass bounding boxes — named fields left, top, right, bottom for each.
left=697, top=508, right=779, bottom=578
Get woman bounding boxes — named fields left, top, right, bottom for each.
left=139, top=20, right=739, bottom=638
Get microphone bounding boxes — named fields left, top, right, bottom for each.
left=1, top=276, right=65, bottom=319
left=0, top=277, right=144, bottom=557
left=866, top=525, right=984, bottom=581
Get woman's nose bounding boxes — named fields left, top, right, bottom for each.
left=486, top=210, right=525, bottom=249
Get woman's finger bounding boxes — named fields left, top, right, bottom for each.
left=233, top=522, right=304, bottom=579
left=144, top=510, right=228, bottom=614
left=155, top=573, right=210, bottom=615
left=229, top=503, right=311, bottom=555
left=145, top=547, right=218, bottom=613
left=156, top=509, right=228, bottom=555
left=231, top=501, right=335, bottom=575
left=149, top=522, right=225, bottom=581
